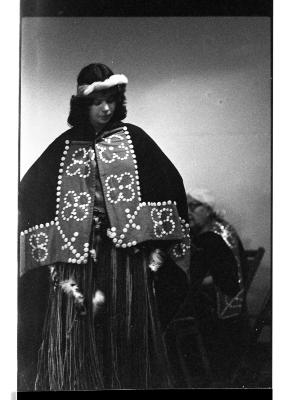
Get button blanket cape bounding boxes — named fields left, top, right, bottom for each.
left=19, top=122, right=190, bottom=275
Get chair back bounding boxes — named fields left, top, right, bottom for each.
left=244, top=247, right=265, bottom=291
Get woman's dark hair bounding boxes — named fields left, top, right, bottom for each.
left=67, top=63, right=127, bottom=127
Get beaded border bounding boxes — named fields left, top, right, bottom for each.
left=20, top=139, right=92, bottom=264
left=107, top=199, right=179, bottom=248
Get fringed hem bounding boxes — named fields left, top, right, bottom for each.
left=35, top=239, right=172, bottom=390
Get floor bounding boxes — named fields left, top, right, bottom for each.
left=232, top=334, right=272, bottom=388
left=166, top=319, right=272, bottom=389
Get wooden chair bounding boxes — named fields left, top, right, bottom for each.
left=230, top=247, right=270, bottom=387
left=244, top=247, right=265, bottom=291
left=169, top=247, right=266, bottom=388
left=230, top=287, right=271, bottom=387
left=251, top=289, right=271, bottom=343
left=250, top=289, right=272, bottom=386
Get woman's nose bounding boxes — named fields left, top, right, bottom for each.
left=102, top=101, right=110, bottom=111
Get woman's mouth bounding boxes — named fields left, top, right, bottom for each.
left=101, top=114, right=111, bottom=120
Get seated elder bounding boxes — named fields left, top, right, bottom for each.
left=181, top=191, right=249, bottom=386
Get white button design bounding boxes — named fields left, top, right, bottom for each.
left=66, top=147, right=93, bottom=178
left=97, top=134, right=130, bottom=164
left=29, top=232, right=49, bottom=262
left=105, top=172, right=135, bottom=204
left=151, top=207, right=176, bottom=238
left=61, top=190, right=91, bottom=221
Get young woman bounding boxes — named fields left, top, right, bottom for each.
left=18, top=63, right=190, bottom=390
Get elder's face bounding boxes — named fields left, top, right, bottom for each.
left=188, top=205, right=211, bottom=230
left=89, top=89, right=116, bottom=130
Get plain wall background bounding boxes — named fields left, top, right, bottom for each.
left=20, top=17, right=271, bottom=314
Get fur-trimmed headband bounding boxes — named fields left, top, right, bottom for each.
left=77, top=74, right=128, bottom=96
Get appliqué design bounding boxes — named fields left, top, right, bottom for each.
left=66, top=147, right=94, bottom=178
left=172, top=242, right=189, bottom=258
left=61, top=190, right=91, bottom=221
left=151, top=207, right=176, bottom=238
left=171, top=220, right=191, bottom=258
left=217, top=289, right=244, bottom=319
left=105, top=172, right=135, bottom=203
left=97, top=134, right=130, bottom=164
left=212, top=221, right=238, bottom=251
left=29, top=232, right=49, bottom=262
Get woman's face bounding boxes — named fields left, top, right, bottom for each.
left=88, top=89, right=116, bottom=131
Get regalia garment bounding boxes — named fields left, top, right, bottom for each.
left=172, top=219, right=248, bottom=385
left=188, top=219, right=246, bottom=321
left=208, top=220, right=245, bottom=320
left=18, top=121, right=190, bottom=390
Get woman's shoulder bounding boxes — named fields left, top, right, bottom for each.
left=51, top=127, right=76, bottom=145
left=21, top=128, right=76, bottom=182
left=38, top=127, right=73, bottom=150
left=40, top=127, right=87, bottom=156
left=123, top=122, right=149, bottom=137
left=122, top=122, right=160, bottom=149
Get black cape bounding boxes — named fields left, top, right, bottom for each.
left=19, top=121, right=189, bottom=232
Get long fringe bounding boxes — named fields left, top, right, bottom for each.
left=35, top=239, right=172, bottom=390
